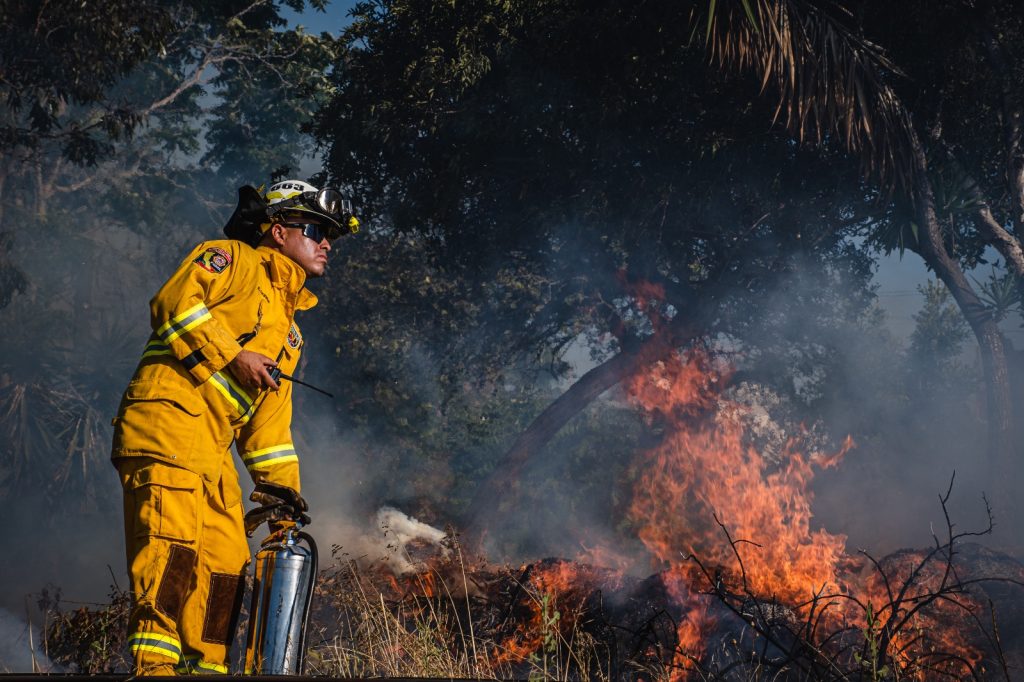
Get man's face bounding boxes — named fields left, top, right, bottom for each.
left=274, top=217, right=333, bottom=277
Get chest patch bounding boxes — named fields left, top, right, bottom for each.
left=193, top=247, right=232, bottom=274
left=287, top=324, right=302, bottom=349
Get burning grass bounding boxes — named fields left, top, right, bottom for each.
left=39, top=506, right=1024, bottom=675
left=35, top=348, right=1024, bottom=680
left=39, top=522, right=1024, bottom=680
left=305, top=533, right=637, bottom=680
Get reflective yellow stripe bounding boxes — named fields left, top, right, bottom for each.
left=177, top=656, right=228, bottom=674
left=195, top=660, right=229, bottom=673
left=156, top=302, right=212, bottom=343
left=143, top=341, right=254, bottom=421
left=128, top=631, right=180, bottom=646
left=140, top=340, right=205, bottom=372
left=207, top=370, right=254, bottom=423
left=141, top=340, right=173, bottom=360
left=133, top=643, right=180, bottom=660
left=242, top=444, right=298, bottom=471
left=128, top=631, right=181, bottom=661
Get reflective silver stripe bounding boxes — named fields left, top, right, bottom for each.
left=157, top=302, right=212, bottom=343
left=242, top=444, right=298, bottom=470
left=140, top=340, right=203, bottom=370
left=207, top=370, right=254, bottom=422
left=128, top=632, right=182, bottom=661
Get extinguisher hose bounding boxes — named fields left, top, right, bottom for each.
left=295, top=531, right=318, bottom=673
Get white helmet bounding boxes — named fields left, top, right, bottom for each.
left=224, top=179, right=359, bottom=245
left=264, top=179, right=359, bottom=238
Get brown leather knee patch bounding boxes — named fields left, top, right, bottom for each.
left=156, top=544, right=197, bottom=620
left=202, top=572, right=245, bottom=644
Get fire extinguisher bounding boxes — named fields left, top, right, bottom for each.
left=244, top=524, right=319, bottom=674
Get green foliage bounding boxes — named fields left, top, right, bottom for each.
left=973, top=267, right=1021, bottom=323
left=853, top=603, right=891, bottom=681
left=0, top=1, right=342, bottom=516
left=318, top=0, right=881, bottom=384
left=910, top=279, right=970, bottom=363
left=0, top=0, right=175, bottom=158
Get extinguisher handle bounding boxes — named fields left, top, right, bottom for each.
left=295, top=531, right=318, bottom=674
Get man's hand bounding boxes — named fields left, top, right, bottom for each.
left=228, top=349, right=279, bottom=392
left=250, top=482, right=308, bottom=512
left=243, top=505, right=310, bottom=536
left=244, top=483, right=311, bottom=536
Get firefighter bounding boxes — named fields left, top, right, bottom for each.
left=111, top=180, right=358, bottom=676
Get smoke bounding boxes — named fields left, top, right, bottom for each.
left=0, top=147, right=1018, bottom=661
left=370, top=506, right=449, bottom=574
left=0, top=221, right=187, bottom=614
left=715, top=255, right=1001, bottom=557
left=0, top=608, right=61, bottom=673
left=436, top=226, right=1012, bottom=574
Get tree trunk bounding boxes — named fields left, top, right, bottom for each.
left=909, top=138, right=1015, bottom=476
left=463, top=314, right=698, bottom=539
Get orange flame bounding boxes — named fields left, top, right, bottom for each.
left=626, top=351, right=848, bottom=603
left=620, top=347, right=984, bottom=677
left=492, top=560, right=611, bottom=665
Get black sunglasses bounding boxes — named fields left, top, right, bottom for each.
left=283, top=222, right=334, bottom=243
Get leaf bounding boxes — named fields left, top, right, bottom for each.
left=706, top=0, right=718, bottom=42
left=739, top=0, right=758, bottom=31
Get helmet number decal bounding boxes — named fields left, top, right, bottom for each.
left=194, top=247, right=232, bottom=274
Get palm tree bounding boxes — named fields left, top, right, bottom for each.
left=706, top=0, right=1020, bottom=474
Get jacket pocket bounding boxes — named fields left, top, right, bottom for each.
left=125, top=378, right=207, bottom=415
left=113, top=379, right=207, bottom=464
left=126, top=464, right=201, bottom=542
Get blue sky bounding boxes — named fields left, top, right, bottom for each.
left=282, top=1, right=359, bottom=33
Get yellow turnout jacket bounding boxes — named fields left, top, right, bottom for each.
left=112, top=240, right=316, bottom=492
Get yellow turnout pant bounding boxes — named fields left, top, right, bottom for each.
left=117, top=454, right=249, bottom=676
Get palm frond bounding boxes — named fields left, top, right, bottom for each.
left=703, top=0, right=917, bottom=193
left=972, top=266, right=1020, bottom=323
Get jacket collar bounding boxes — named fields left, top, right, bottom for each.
left=256, top=246, right=319, bottom=310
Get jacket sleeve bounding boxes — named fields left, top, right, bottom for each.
left=149, top=241, right=246, bottom=384
left=235, top=379, right=301, bottom=492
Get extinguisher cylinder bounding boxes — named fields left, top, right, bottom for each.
left=245, top=529, right=318, bottom=674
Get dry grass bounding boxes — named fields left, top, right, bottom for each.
left=305, top=543, right=618, bottom=681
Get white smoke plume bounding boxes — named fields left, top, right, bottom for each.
left=0, top=608, right=61, bottom=673
left=375, top=506, right=449, bottom=574
left=313, top=505, right=449, bottom=576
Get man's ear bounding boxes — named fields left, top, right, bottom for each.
left=268, top=223, right=288, bottom=246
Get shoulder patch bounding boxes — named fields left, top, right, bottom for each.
left=287, top=323, right=302, bottom=349
left=193, top=246, right=232, bottom=274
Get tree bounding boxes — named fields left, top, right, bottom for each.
left=0, top=0, right=338, bottom=512
left=314, top=0, right=883, bottom=530
left=705, top=0, right=1024, bottom=478
left=910, top=280, right=971, bottom=368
